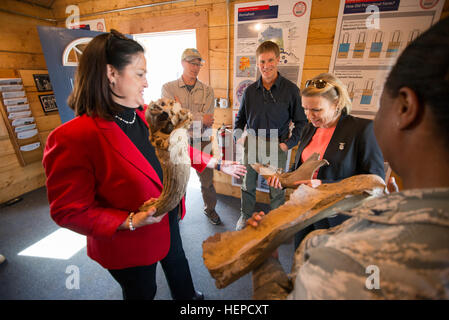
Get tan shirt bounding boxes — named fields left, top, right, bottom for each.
left=161, top=77, right=214, bottom=139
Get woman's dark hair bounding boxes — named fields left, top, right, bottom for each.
left=384, top=17, right=449, bottom=142
left=67, top=29, right=144, bottom=119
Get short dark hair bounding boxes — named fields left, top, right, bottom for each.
left=256, top=40, right=280, bottom=58
left=384, top=17, right=449, bottom=143
left=67, top=29, right=144, bottom=120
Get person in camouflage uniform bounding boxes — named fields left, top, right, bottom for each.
left=289, top=189, right=449, bottom=299
left=249, top=17, right=449, bottom=300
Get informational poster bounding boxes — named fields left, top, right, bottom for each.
left=232, top=0, right=312, bottom=191
left=329, top=0, right=444, bottom=119
left=233, top=0, right=311, bottom=110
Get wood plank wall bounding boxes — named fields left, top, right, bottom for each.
left=0, top=1, right=55, bottom=70
left=0, top=0, right=448, bottom=204
left=0, top=1, right=55, bottom=203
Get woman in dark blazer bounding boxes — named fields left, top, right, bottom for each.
left=292, top=110, right=384, bottom=183
left=268, top=73, right=384, bottom=248
left=43, top=30, right=246, bottom=300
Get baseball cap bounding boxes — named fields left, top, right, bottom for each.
left=182, top=48, right=204, bottom=64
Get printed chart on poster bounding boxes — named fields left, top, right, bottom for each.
left=329, top=0, right=444, bottom=119
left=232, top=0, right=311, bottom=191
left=233, top=0, right=311, bottom=110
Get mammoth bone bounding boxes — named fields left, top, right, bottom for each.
left=139, top=98, right=193, bottom=217
left=250, top=152, right=329, bottom=188
left=202, top=173, right=386, bottom=289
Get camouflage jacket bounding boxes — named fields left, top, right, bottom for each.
left=288, top=188, right=449, bottom=300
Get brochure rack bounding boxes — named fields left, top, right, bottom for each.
left=0, top=71, right=44, bottom=166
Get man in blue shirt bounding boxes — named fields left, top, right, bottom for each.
left=233, top=41, right=307, bottom=230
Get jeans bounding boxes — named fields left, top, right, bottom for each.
left=240, top=135, right=287, bottom=219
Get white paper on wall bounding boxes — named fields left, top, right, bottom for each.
left=2, top=91, right=26, bottom=99
left=328, top=0, right=444, bottom=119
left=3, top=97, right=27, bottom=106
left=8, top=110, right=32, bottom=119
left=0, top=78, right=22, bottom=85
left=17, top=129, right=38, bottom=140
left=20, top=142, right=41, bottom=152
left=7, top=104, right=30, bottom=113
left=0, top=84, right=23, bottom=92
left=15, top=123, right=37, bottom=133
left=12, top=117, right=35, bottom=126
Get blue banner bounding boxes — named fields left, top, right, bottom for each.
left=37, top=26, right=105, bottom=123
left=238, top=5, right=279, bottom=21
left=344, top=0, right=400, bottom=14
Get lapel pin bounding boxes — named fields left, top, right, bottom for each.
left=339, top=142, right=345, bottom=150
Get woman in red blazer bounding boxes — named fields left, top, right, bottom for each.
left=43, top=30, right=246, bottom=300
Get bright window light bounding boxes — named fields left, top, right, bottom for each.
left=188, top=167, right=201, bottom=190
left=18, top=228, right=86, bottom=260
left=134, top=29, right=196, bottom=103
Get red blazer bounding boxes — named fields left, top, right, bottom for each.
left=43, top=108, right=211, bottom=269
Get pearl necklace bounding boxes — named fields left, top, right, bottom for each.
left=114, top=111, right=136, bottom=125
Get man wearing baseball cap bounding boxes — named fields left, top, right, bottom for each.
left=162, top=48, right=221, bottom=225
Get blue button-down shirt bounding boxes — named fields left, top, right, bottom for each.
left=233, top=73, right=307, bottom=149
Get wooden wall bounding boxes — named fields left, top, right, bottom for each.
left=0, top=1, right=55, bottom=70
left=0, top=0, right=448, bottom=204
left=0, top=1, right=56, bottom=204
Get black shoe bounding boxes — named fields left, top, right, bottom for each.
left=204, top=210, right=222, bottom=225
left=192, top=290, right=204, bottom=300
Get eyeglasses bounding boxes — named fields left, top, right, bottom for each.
left=263, top=88, right=277, bottom=103
left=305, top=79, right=329, bottom=89
left=188, top=61, right=203, bottom=67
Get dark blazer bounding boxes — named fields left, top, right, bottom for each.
left=292, top=112, right=385, bottom=182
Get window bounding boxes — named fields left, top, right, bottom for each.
left=134, top=29, right=196, bottom=103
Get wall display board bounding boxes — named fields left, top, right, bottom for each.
left=231, top=0, right=311, bottom=191
left=37, top=26, right=104, bottom=124
left=232, top=0, right=311, bottom=110
left=329, top=0, right=444, bottom=119
left=0, top=76, right=43, bottom=166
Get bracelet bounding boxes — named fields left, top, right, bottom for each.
left=216, top=159, right=222, bottom=172
left=128, top=212, right=136, bottom=231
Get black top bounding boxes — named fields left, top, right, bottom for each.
left=292, top=112, right=385, bottom=183
left=114, top=106, right=181, bottom=218
left=233, top=72, right=307, bottom=149
left=114, top=105, right=163, bottom=182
